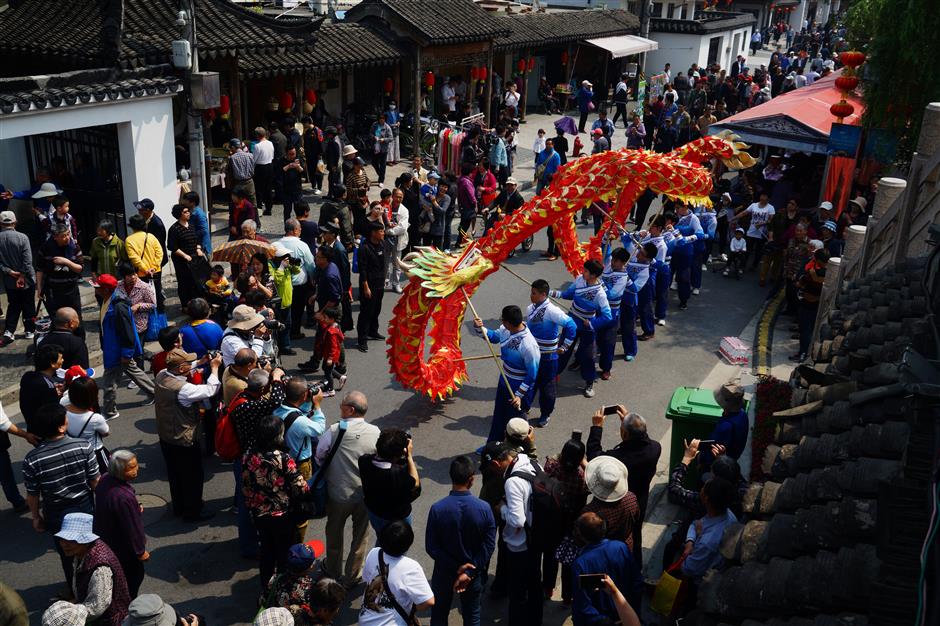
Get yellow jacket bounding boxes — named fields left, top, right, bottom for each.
left=125, top=231, right=164, bottom=276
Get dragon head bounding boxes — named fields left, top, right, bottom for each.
left=671, top=130, right=757, bottom=170
left=399, top=246, right=495, bottom=299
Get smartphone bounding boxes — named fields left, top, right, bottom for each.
left=603, top=404, right=621, bottom=416
left=698, top=439, right=716, bottom=445
left=580, top=573, right=605, bottom=592
left=571, top=429, right=582, bottom=442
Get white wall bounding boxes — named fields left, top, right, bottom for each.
left=647, top=25, right=751, bottom=77
left=0, top=95, right=179, bottom=228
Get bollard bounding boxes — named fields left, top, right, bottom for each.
left=916, top=102, right=940, bottom=158
left=842, top=225, right=867, bottom=270
left=872, top=177, right=907, bottom=220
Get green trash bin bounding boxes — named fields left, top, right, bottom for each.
left=665, top=386, right=747, bottom=488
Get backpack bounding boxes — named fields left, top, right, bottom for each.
left=215, top=391, right=249, bottom=461
left=508, top=461, right=575, bottom=549
left=281, top=407, right=319, bottom=460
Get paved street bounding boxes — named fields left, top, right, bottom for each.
left=0, top=206, right=769, bottom=624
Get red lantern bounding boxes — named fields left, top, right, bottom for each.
left=561, top=51, right=569, bottom=65
left=383, top=78, right=394, bottom=95
left=279, top=91, right=293, bottom=112
left=527, top=58, right=535, bottom=71
left=470, top=67, right=479, bottom=80
left=219, top=94, right=230, bottom=115
left=304, top=88, right=317, bottom=106
left=424, top=71, right=435, bottom=88
left=838, top=50, right=866, bottom=68
left=517, top=58, right=526, bottom=73
left=479, top=66, right=488, bottom=80
left=834, top=75, right=859, bottom=92
left=830, top=100, right=855, bottom=120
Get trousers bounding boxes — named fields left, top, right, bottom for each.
left=620, top=300, right=639, bottom=357
left=254, top=163, right=274, bottom=214
left=282, top=191, right=305, bottom=223
left=159, top=441, right=204, bottom=519
left=233, top=457, right=259, bottom=557
left=638, top=280, right=655, bottom=335
left=671, top=253, right=693, bottom=305
left=356, top=286, right=385, bottom=345
left=0, top=448, right=25, bottom=507
left=596, top=320, right=618, bottom=374
left=532, top=355, right=558, bottom=420
left=655, top=262, right=671, bottom=320
left=430, top=562, right=485, bottom=626
left=558, top=326, right=597, bottom=383
left=4, top=286, right=36, bottom=334
left=324, top=498, right=371, bottom=580
left=101, top=362, right=155, bottom=417
left=691, top=249, right=706, bottom=289
left=255, top=514, right=295, bottom=590
left=373, top=151, right=388, bottom=184
left=505, top=547, right=543, bottom=626
left=489, top=376, right=528, bottom=442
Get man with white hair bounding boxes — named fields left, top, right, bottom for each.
left=585, top=404, right=661, bottom=567
left=0, top=210, right=36, bottom=345
left=279, top=218, right=315, bottom=338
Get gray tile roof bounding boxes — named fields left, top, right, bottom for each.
left=493, top=8, right=639, bottom=51
left=345, top=0, right=510, bottom=45
left=651, top=9, right=756, bottom=35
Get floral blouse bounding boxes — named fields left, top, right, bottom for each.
left=241, top=449, right=307, bottom=517
left=114, top=278, right=156, bottom=333
left=266, top=571, right=322, bottom=626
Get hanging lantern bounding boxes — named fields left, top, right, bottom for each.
left=830, top=100, right=855, bottom=121
left=383, top=78, right=394, bottom=96
left=834, top=75, right=859, bottom=92
left=561, top=51, right=569, bottom=65
left=517, top=58, right=526, bottom=73
left=424, top=71, right=435, bottom=92
left=527, top=58, right=535, bottom=71
left=470, top=67, right=479, bottom=81
left=219, top=94, right=230, bottom=115
left=304, top=88, right=317, bottom=106
left=838, top=50, right=866, bottom=68
left=279, top=91, right=293, bottom=113
left=479, top=66, right=488, bottom=80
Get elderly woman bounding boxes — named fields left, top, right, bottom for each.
left=230, top=220, right=269, bottom=278
left=268, top=543, right=346, bottom=626
left=94, top=450, right=148, bottom=598
left=114, top=261, right=156, bottom=350
left=55, top=512, right=131, bottom=626
left=166, top=203, right=205, bottom=311
left=242, top=414, right=313, bottom=591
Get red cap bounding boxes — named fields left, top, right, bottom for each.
left=95, top=274, right=118, bottom=289
left=305, top=539, right=325, bottom=557
left=64, top=365, right=90, bottom=386
left=592, top=128, right=603, bottom=135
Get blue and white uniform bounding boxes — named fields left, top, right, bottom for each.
left=692, top=207, right=717, bottom=290
left=526, top=299, right=577, bottom=423
left=474, top=323, right=540, bottom=442
left=551, top=277, right=611, bottom=384
left=671, top=214, right=703, bottom=306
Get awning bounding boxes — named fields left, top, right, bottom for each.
left=585, top=35, right=658, bottom=58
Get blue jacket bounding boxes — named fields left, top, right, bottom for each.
left=571, top=539, right=643, bottom=626
left=550, top=277, right=612, bottom=331
left=315, top=261, right=343, bottom=308
left=600, top=262, right=633, bottom=320
left=526, top=299, right=577, bottom=359
left=101, top=292, right=142, bottom=369
left=694, top=209, right=717, bottom=254
left=700, top=408, right=749, bottom=467
left=535, top=148, right=561, bottom=183
left=426, top=490, right=497, bottom=573
left=475, top=324, right=541, bottom=398
left=576, top=86, right=594, bottom=112
left=180, top=319, right=224, bottom=358
left=190, top=206, right=212, bottom=254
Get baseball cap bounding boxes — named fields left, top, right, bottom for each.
left=133, top=198, right=155, bottom=212
left=427, top=171, right=441, bottom=180
left=165, top=348, right=198, bottom=369
left=0, top=210, right=16, bottom=225
left=592, top=128, right=603, bottom=136
left=62, top=365, right=94, bottom=386
left=505, top=177, right=518, bottom=185
left=819, top=201, right=834, bottom=211
left=506, top=417, right=530, bottom=439
left=93, top=274, right=118, bottom=290
left=480, top=441, right=509, bottom=466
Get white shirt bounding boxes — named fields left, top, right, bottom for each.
left=253, top=139, right=274, bottom=166
left=442, top=84, right=457, bottom=112
left=730, top=237, right=747, bottom=252
left=504, top=90, right=520, bottom=109
left=0, top=401, right=12, bottom=433
left=743, top=202, right=776, bottom=239
left=221, top=331, right=264, bottom=366
left=162, top=371, right=221, bottom=407
left=66, top=409, right=109, bottom=450
left=532, top=136, right=546, bottom=154
left=501, top=454, right=534, bottom=552
left=359, top=548, right=433, bottom=626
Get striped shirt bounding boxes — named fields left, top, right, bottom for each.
left=228, top=150, right=255, bottom=181
left=22, top=436, right=98, bottom=508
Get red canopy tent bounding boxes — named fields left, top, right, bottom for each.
left=708, top=69, right=864, bottom=154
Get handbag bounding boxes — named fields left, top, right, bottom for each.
left=379, top=550, right=421, bottom=626
left=307, top=421, right=347, bottom=518
left=144, top=308, right=168, bottom=342
left=650, top=556, right=689, bottom=616
left=587, top=100, right=596, bottom=112
left=553, top=535, right=579, bottom=565
left=77, top=412, right=111, bottom=471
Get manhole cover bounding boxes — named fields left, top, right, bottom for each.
left=138, top=493, right=168, bottom=527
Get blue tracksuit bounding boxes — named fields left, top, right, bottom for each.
left=474, top=323, right=540, bottom=442
left=618, top=261, right=650, bottom=360
left=692, top=208, right=717, bottom=290
left=631, top=234, right=666, bottom=331
left=670, top=215, right=702, bottom=306
left=551, top=277, right=611, bottom=384
left=596, top=260, right=633, bottom=373
left=526, top=300, right=577, bottom=420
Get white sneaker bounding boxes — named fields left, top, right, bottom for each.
left=321, top=389, right=336, bottom=398
left=701, top=264, right=708, bottom=271
left=692, top=288, right=700, bottom=296
left=584, top=383, right=595, bottom=398
left=127, top=381, right=138, bottom=390
left=670, top=283, right=678, bottom=291
left=105, top=412, right=120, bottom=421
left=314, top=189, right=322, bottom=195
left=720, top=253, right=728, bottom=262
left=378, top=183, right=384, bottom=189
left=393, top=284, right=403, bottom=294
left=24, top=331, right=35, bottom=340
left=657, top=319, right=666, bottom=326
left=335, top=374, right=348, bottom=390
left=723, top=269, right=730, bottom=276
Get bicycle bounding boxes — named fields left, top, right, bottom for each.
left=400, top=114, right=443, bottom=167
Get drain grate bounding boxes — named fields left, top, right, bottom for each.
left=137, top=493, right=168, bottom=528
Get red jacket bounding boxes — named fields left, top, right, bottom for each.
left=316, top=321, right=344, bottom=363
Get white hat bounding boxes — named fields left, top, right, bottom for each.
left=582, top=80, right=592, bottom=87
left=0, top=210, right=16, bottom=225
left=54, top=512, right=98, bottom=544
left=585, top=456, right=629, bottom=503
left=505, top=176, right=518, bottom=185
left=43, top=601, right=88, bottom=626
left=735, top=227, right=745, bottom=234
left=819, top=201, right=834, bottom=211
left=506, top=417, right=530, bottom=439
left=31, top=182, right=61, bottom=199
left=273, top=244, right=292, bottom=258
left=342, top=144, right=358, bottom=157
left=721, top=192, right=732, bottom=203
left=254, top=608, right=294, bottom=626
left=809, top=239, right=824, bottom=251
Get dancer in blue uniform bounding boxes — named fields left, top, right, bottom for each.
left=472, top=305, right=541, bottom=444
left=551, top=259, right=611, bottom=398
left=668, top=204, right=703, bottom=310
left=596, top=247, right=633, bottom=379
left=617, top=242, right=656, bottom=363
left=691, top=204, right=717, bottom=294
left=526, top=280, right=577, bottom=427
left=636, top=216, right=670, bottom=337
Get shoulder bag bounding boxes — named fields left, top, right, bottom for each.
left=379, top=549, right=421, bottom=626
left=77, top=411, right=111, bottom=471
left=307, top=421, right=347, bottom=518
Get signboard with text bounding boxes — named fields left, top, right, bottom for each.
left=827, top=123, right=862, bottom=157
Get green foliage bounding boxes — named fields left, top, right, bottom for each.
left=843, top=0, right=880, bottom=48
left=857, top=0, right=940, bottom=161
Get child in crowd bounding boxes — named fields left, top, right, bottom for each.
left=206, top=265, right=233, bottom=300
left=532, top=128, right=547, bottom=154
left=314, top=306, right=347, bottom=397
left=724, top=227, right=747, bottom=277
left=151, top=326, right=182, bottom=376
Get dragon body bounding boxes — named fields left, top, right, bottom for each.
left=387, top=132, right=755, bottom=399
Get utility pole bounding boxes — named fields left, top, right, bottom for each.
left=182, top=0, right=208, bottom=215
left=638, top=0, right=652, bottom=77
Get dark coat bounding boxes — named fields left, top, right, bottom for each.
left=586, top=426, right=662, bottom=515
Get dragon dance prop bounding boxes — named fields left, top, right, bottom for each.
left=388, top=132, right=756, bottom=399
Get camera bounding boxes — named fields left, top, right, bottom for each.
left=263, top=319, right=286, bottom=331
left=206, top=350, right=220, bottom=360
left=258, top=356, right=271, bottom=368
left=307, top=381, right=327, bottom=396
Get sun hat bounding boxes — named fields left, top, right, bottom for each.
left=0, top=211, right=16, bottom=225
left=585, top=456, right=628, bottom=503
left=809, top=239, right=824, bottom=251
left=31, top=182, right=61, bottom=199
left=227, top=304, right=264, bottom=331
left=506, top=417, right=530, bottom=439
left=427, top=170, right=441, bottom=180
left=122, top=595, right=177, bottom=626
left=54, top=512, right=98, bottom=544
left=818, top=201, right=834, bottom=211
left=42, top=601, right=88, bottom=626
left=822, top=220, right=838, bottom=232
left=848, top=196, right=868, bottom=212
left=273, top=244, right=292, bottom=259
left=342, top=145, right=358, bottom=157
left=254, top=608, right=294, bottom=626
left=714, top=382, right=745, bottom=411
left=165, top=348, right=198, bottom=369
